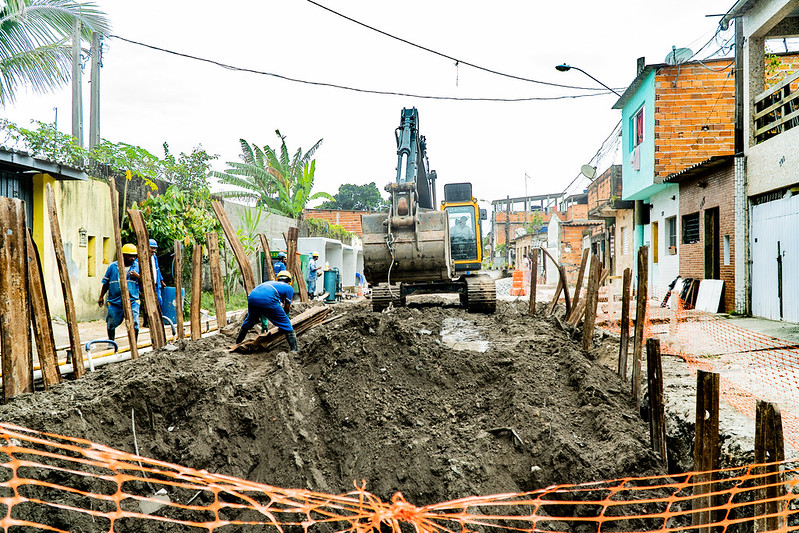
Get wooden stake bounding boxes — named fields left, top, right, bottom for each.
left=548, top=276, right=563, bottom=315
left=173, top=240, right=185, bottom=341
left=26, top=229, right=60, bottom=388
left=528, top=250, right=538, bottom=315
left=108, top=180, right=138, bottom=359
left=581, top=255, right=601, bottom=351
left=285, top=227, right=309, bottom=302
left=754, top=400, right=786, bottom=533
left=0, top=197, right=33, bottom=400
left=190, top=244, right=203, bottom=341
left=693, top=370, right=720, bottom=532
left=211, top=200, right=255, bottom=293
left=618, top=267, right=632, bottom=381
left=46, top=184, right=84, bottom=378
left=259, top=234, right=276, bottom=282
left=631, top=245, right=649, bottom=408
left=126, top=209, right=166, bottom=349
left=539, top=247, right=571, bottom=318
left=568, top=248, right=590, bottom=322
left=646, top=338, right=667, bottom=467
left=207, top=232, right=227, bottom=328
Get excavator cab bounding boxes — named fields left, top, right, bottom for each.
left=442, top=183, right=485, bottom=272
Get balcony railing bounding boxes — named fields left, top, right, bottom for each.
left=754, top=70, right=799, bottom=144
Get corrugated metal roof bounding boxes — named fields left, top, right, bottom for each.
left=663, top=155, right=735, bottom=183
left=0, top=145, right=87, bottom=180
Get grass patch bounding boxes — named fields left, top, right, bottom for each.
left=196, top=291, right=249, bottom=317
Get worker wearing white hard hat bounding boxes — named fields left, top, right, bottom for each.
left=98, top=243, right=142, bottom=341
left=306, top=251, right=321, bottom=295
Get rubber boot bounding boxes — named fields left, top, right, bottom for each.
left=235, top=327, right=248, bottom=345
left=286, top=331, right=299, bottom=352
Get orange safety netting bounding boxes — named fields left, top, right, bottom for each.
left=1, top=422, right=799, bottom=532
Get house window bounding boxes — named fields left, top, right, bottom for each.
left=652, top=221, right=659, bottom=264
left=666, top=216, right=677, bottom=250
left=621, top=226, right=629, bottom=255
left=632, top=106, right=645, bottom=148
left=682, top=213, right=700, bottom=244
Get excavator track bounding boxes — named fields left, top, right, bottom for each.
left=463, top=274, right=496, bottom=314
left=371, top=283, right=406, bottom=312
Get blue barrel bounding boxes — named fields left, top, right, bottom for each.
left=161, top=287, right=185, bottom=324
left=323, top=268, right=340, bottom=303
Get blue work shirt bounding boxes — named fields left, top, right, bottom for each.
left=101, top=259, right=140, bottom=306
left=273, top=260, right=286, bottom=275
left=306, top=257, right=318, bottom=282
left=249, top=281, right=294, bottom=307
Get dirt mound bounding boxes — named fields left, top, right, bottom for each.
left=0, top=300, right=663, bottom=506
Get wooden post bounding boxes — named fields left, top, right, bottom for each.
left=539, top=247, right=570, bottom=318
left=631, top=246, right=649, bottom=408
left=46, top=184, right=84, bottom=378
left=108, top=180, right=138, bottom=359
left=568, top=249, right=590, bottom=322
left=528, top=250, right=538, bottom=315
left=211, top=200, right=255, bottom=293
left=285, top=227, right=309, bottom=302
left=259, top=234, right=276, bottom=282
left=646, top=338, right=667, bottom=467
left=126, top=209, right=166, bottom=349
left=618, top=267, right=632, bottom=381
left=173, top=240, right=185, bottom=341
left=693, top=370, right=720, bottom=532
left=548, top=276, right=563, bottom=315
left=190, top=244, right=203, bottom=341
left=581, top=255, right=601, bottom=351
left=0, top=197, right=33, bottom=400
left=207, top=232, right=227, bottom=328
left=26, top=230, right=61, bottom=388
left=754, top=400, right=786, bottom=533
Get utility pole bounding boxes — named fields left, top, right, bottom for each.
left=71, top=19, right=83, bottom=147
left=505, top=195, right=511, bottom=267
left=89, top=32, right=101, bottom=150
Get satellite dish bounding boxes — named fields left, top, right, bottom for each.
left=580, top=165, right=597, bottom=179
left=665, top=47, right=693, bottom=65
left=514, top=227, right=527, bottom=238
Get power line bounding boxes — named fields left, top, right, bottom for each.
left=306, top=0, right=627, bottom=93
left=110, top=34, right=619, bottom=102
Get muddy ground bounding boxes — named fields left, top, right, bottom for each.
left=2, top=298, right=689, bottom=508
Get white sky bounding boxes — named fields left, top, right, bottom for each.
left=2, top=0, right=736, bottom=210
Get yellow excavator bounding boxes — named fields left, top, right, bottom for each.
left=361, top=108, right=496, bottom=312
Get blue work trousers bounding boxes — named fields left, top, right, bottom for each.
left=241, top=299, right=293, bottom=333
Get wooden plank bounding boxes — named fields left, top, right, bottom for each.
left=26, top=229, right=61, bottom=388
left=754, top=400, right=786, bottom=533
left=108, top=180, right=138, bottom=359
left=232, top=307, right=331, bottom=353
left=259, top=234, right=276, bottom=282
left=126, top=209, right=166, bottom=349
left=693, top=370, right=720, bottom=532
left=173, top=240, right=185, bottom=341
left=568, top=249, right=590, bottom=322
left=207, top=232, right=227, bottom=327
left=0, top=197, right=33, bottom=400
left=539, top=246, right=571, bottom=318
left=190, top=244, right=202, bottom=341
left=285, top=227, right=309, bottom=302
left=46, top=183, right=84, bottom=378
left=618, top=268, right=632, bottom=381
left=646, top=338, right=667, bottom=468
left=567, top=299, right=586, bottom=327
left=581, top=255, right=601, bottom=351
left=548, top=276, right=563, bottom=315
left=211, top=200, right=255, bottom=294
left=528, top=250, right=538, bottom=316
left=631, top=246, right=649, bottom=409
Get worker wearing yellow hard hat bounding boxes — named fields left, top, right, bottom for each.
left=306, top=251, right=321, bottom=296
left=98, top=243, right=142, bottom=342
left=235, top=270, right=298, bottom=351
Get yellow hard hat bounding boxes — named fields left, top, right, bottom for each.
left=312, top=251, right=319, bottom=257
left=276, top=270, right=293, bottom=282
left=121, top=243, right=138, bottom=256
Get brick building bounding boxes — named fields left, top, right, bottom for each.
left=664, top=156, right=735, bottom=313
left=543, top=193, right=600, bottom=284
left=303, top=209, right=371, bottom=236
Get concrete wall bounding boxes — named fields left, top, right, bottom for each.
left=747, top=126, right=799, bottom=196
left=612, top=209, right=635, bottom=291
left=622, top=69, right=658, bottom=201
left=297, top=237, right=363, bottom=295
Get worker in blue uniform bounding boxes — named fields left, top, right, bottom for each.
left=235, top=270, right=298, bottom=351
left=98, top=243, right=141, bottom=341
left=149, top=238, right=165, bottom=309
left=273, top=251, right=287, bottom=276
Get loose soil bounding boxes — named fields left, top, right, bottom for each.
left=2, top=299, right=669, bottom=508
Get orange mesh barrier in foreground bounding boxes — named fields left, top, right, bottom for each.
left=1, top=423, right=799, bottom=532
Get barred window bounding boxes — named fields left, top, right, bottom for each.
left=682, top=213, right=700, bottom=244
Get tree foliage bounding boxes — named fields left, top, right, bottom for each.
left=0, top=0, right=111, bottom=106
left=212, top=131, right=332, bottom=218
left=317, top=182, right=387, bottom=211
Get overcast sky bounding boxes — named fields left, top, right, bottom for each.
left=3, top=0, right=737, bottom=210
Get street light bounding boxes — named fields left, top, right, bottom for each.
left=555, top=64, right=622, bottom=97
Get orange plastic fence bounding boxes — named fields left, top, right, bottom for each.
left=1, top=422, right=799, bottom=532
left=510, top=270, right=527, bottom=296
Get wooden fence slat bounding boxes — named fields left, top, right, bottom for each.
left=631, top=246, right=649, bottom=408
left=754, top=400, right=786, bottom=533
left=46, top=184, right=84, bottom=378
left=211, top=200, right=255, bottom=294
left=190, top=244, right=202, bottom=341
left=174, top=240, right=185, bottom=341
left=568, top=249, right=590, bottom=322
left=260, top=234, right=276, bottom=282
left=26, top=229, right=60, bottom=388
left=207, top=232, right=227, bottom=327
left=539, top=247, right=570, bottom=318
left=618, top=267, right=632, bottom=381
left=108, top=180, right=139, bottom=359
left=528, top=250, right=538, bottom=315
left=646, top=338, right=667, bottom=467
left=285, top=227, right=309, bottom=302
left=126, top=209, right=166, bottom=349
left=0, top=197, right=33, bottom=400
left=581, top=255, right=601, bottom=351
left=693, top=370, right=720, bottom=532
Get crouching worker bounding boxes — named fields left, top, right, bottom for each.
left=98, top=243, right=141, bottom=341
left=235, top=270, right=298, bottom=351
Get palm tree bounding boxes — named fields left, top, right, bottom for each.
left=0, top=0, right=111, bottom=106
left=213, top=131, right=332, bottom=218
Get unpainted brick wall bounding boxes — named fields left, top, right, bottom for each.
left=303, top=209, right=370, bottom=236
